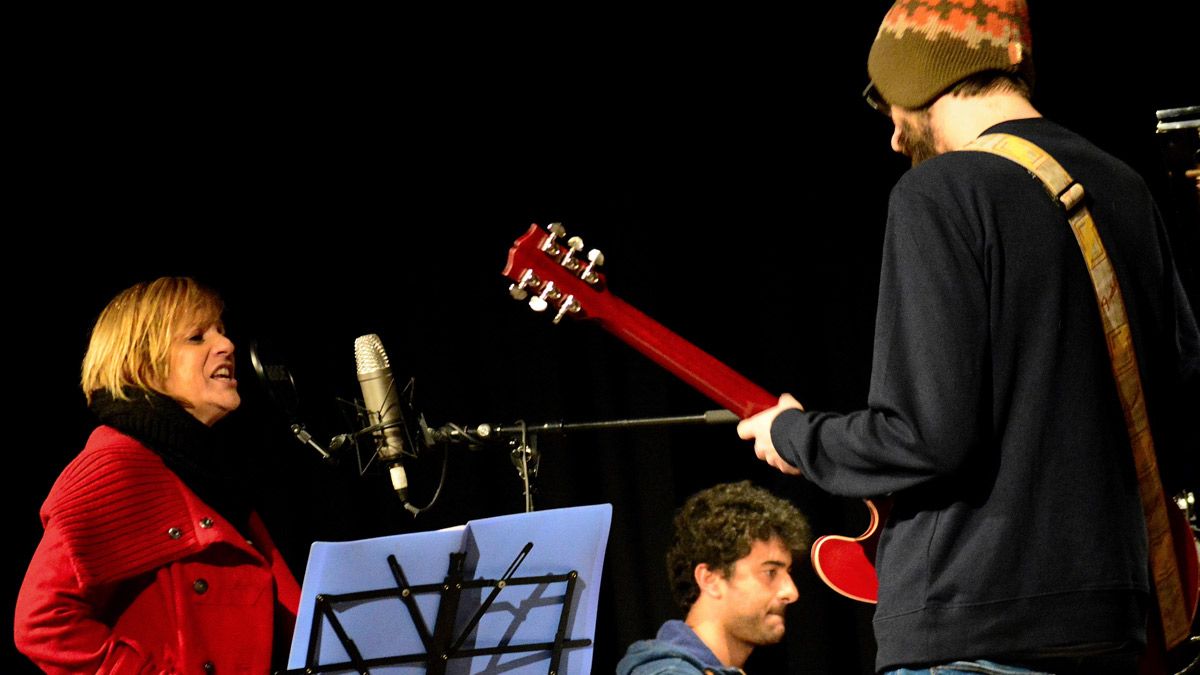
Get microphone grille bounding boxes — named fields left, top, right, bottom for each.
left=354, top=334, right=390, bottom=374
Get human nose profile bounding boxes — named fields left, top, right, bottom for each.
left=780, top=574, right=799, bottom=604
left=214, top=331, right=235, bottom=355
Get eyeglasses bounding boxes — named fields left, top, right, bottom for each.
left=863, top=82, right=890, bottom=117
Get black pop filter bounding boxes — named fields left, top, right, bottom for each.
left=248, top=338, right=301, bottom=423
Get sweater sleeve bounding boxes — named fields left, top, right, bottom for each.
left=15, top=519, right=166, bottom=675
left=772, top=178, right=990, bottom=497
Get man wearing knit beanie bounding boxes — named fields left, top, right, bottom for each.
left=738, top=1, right=1198, bottom=673
left=865, top=0, right=1039, bottom=166
left=867, top=0, right=1035, bottom=113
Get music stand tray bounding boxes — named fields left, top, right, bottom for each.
left=284, top=503, right=612, bottom=675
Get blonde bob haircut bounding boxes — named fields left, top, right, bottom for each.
left=81, top=277, right=224, bottom=404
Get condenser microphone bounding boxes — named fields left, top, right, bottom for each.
left=354, top=334, right=410, bottom=501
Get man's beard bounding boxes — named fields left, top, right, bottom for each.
left=728, top=608, right=787, bottom=647
left=898, top=111, right=938, bottom=167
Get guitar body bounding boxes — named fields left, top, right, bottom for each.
left=1139, top=500, right=1200, bottom=674
left=503, top=223, right=884, bottom=603
left=812, top=498, right=891, bottom=604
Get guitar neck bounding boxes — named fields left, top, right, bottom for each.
left=590, top=292, right=777, bottom=419
left=502, top=223, right=777, bottom=419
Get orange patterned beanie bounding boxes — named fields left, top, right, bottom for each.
left=867, top=0, right=1034, bottom=109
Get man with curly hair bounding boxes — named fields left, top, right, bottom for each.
left=616, top=481, right=811, bottom=675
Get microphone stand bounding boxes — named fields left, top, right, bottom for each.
left=486, top=409, right=739, bottom=437
left=425, top=409, right=740, bottom=513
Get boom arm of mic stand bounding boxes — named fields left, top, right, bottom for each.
left=485, top=409, right=740, bottom=437
left=426, top=409, right=740, bottom=445
left=421, top=409, right=740, bottom=514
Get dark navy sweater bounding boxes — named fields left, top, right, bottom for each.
left=771, top=117, right=1199, bottom=670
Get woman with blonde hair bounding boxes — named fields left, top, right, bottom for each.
left=16, top=277, right=300, bottom=674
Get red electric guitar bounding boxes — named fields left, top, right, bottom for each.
left=503, top=222, right=1200, bottom=664
left=501, top=222, right=884, bottom=603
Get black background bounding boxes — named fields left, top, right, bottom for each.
left=9, top=3, right=1199, bottom=673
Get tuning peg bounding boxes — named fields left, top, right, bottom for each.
left=553, top=295, right=581, bottom=324
left=540, top=222, right=568, bottom=254
left=508, top=269, right=539, bottom=300
left=581, top=248, right=605, bottom=285
left=561, top=236, right=587, bottom=272
left=528, top=281, right=560, bottom=313
left=1178, top=491, right=1195, bottom=510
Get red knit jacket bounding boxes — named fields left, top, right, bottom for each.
left=15, top=425, right=302, bottom=674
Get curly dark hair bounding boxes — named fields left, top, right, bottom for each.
left=665, top=481, right=811, bottom=610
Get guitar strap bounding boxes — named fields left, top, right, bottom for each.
left=964, top=132, right=1190, bottom=649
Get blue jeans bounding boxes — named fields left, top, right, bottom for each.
left=884, top=653, right=1139, bottom=675
left=885, top=661, right=1048, bottom=675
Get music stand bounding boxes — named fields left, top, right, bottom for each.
left=283, top=504, right=612, bottom=674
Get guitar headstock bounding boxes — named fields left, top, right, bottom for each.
left=502, top=223, right=607, bottom=324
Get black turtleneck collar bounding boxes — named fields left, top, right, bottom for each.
left=90, top=389, right=252, bottom=533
